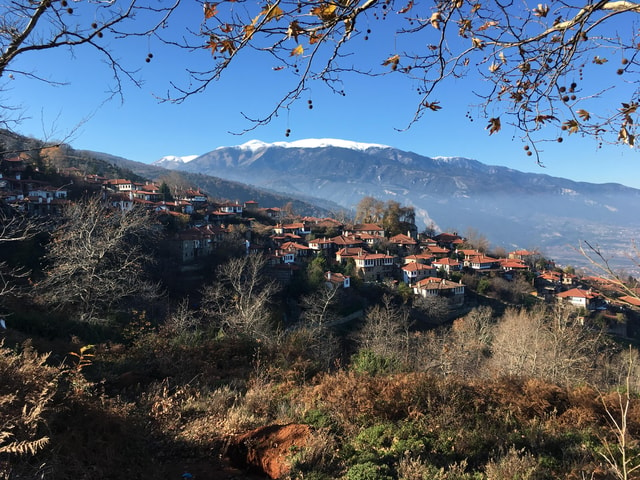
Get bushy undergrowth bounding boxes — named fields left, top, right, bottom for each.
left=2, top=305, right=639, bottom=479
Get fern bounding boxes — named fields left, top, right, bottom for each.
left=0, top=436, right=49, bottom=456
left=0, top=341, right=61, bottom=464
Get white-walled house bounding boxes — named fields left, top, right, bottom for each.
left=401, top=262, right=436, bottom=284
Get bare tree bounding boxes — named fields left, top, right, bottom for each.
left=300, top=283, right=342, bottom=327
left=462, top=227, right=490, bottom=254
left=579, top=240, right=640, bottom=302
left=0, top=206, right=42, bottom=303
left=36, top=196, right=159, bottom=322
left=356, top=295, right=412, bottom=366
left=291, top=285, right=343, bottom=369
left=170, top=0, right=640, bottom=157
left=200, top=252, right=280, bottom=343
left=598, top=347, right=640, bottom=480
left=413, top=294, right=450, bottom=325
left=489, top=304, right=603, bottom=385
left=415, top=306, right=493, bottom=377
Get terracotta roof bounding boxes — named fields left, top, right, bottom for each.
left=281, top=241, right=310, bottom=250
left=433, top=257, right=460, bottom=266
left=325, top=271, right=349, bottom=285
left=458, top=249, right=481, bottom=256
left=331, top=235, right=363, bottom=246
left=499, top=259, right=529, bottom=269
left=355, top=252, right=394, bottom=260
left=390, top=233, right=417, bottom=245
left=434, top=233, right=461, bottom=242
left=510, top=249, right=538, bottom=256
left=336, top=247, right=367, bottom=257
left=352, top=223, right=384, bottom=231
left=308, top=238, right=333, bottom=245
left=105, top=179, right=132, bottom=185
left=619, top=295, right=640, bottom=307
left=469, top=255, right=499, bottom=263
left=424, top=246, right=450, bottom=254
left=402, top=263, right=434, bottom=272
left=557, top=288, right=596, bottom=299
left=414, top=277, right=465, bottom=290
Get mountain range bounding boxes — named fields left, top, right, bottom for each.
left=153, top=139, right=640, bottom=273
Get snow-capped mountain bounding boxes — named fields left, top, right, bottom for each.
left=154, top=154, right=199, bottom=168
left=228, top=138, right=392, bottom=152
left=153, top=138, right=640, bottom=269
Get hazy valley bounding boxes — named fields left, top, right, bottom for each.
left=152, top=139, right=640, bottom=274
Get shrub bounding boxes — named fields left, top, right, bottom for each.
left=477, top=278, right=491, bottom=295
left=484, top=446, right=538, bottom=480
left=288, top=429, right=340, bottom=478
left=398, top=455, right=475, bottom=480
left=344, top=461, right=394, bottom=480
left=351, top=350, right=400, bottom=376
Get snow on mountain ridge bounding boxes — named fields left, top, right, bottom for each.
left=158, top=154, right=199, bottom=163
left=218, top=138, right=392, bottom=153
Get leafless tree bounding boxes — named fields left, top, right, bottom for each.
left=489, top=304, right=603, bottom=385
left=300, top=283, right=342, bottom=327
left=415, top=306, right=493, bottom=377
left=356, top=294, right=412, bottom=365
left=463, top=227, right=490, bottom=253
left=200, top=252, right=280, bottom=343
left=0, top=206, right=42, bottom=302
left=597, top=347, right=640, bottom=480
left=354, top=196, right=384, bottom=225
left=170, top=0, right=640, bottom=158
left=294, top=284, right=343, bottom=368
left=36, top=196, right=160, bottom=322
left=413, top=293, right=450, bottom=325
left=579, top=240, right=640, bottom=301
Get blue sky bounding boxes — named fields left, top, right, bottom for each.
left=5, top=2, right=639, bottom=188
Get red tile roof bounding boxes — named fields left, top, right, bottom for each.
left=557, top=288, right=596, bottom=299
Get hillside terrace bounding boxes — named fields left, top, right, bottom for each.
left=2, top=165, right=638, bottom=335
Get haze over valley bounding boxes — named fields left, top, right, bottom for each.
left=152, top=138, right=640, bottom=274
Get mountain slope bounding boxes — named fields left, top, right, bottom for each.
left=80, top=149, right=340, bottom=216
left=155, top=139, right=640, bottom=269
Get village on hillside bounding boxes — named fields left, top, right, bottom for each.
left=2, top=154, right=639, bottom=337
left=6, top=149, right=640, bottom=480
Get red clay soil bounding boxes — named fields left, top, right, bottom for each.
left=162, top=423, right=313, bottom=480
left=226, top=423, right=314, bottom=479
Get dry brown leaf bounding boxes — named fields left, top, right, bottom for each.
left=486, top=117, right=501, bottom=135
left=382, top=54, right=401, bottom=70
left=204, top=2, right=218, bottom=19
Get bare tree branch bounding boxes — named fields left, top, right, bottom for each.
left=170, top=0, right=640, bottom=152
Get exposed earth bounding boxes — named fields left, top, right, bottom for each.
left=162, top=424, right=314, bottom=480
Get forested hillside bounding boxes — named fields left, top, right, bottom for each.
left=2, top=136, right=640, bottom=480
